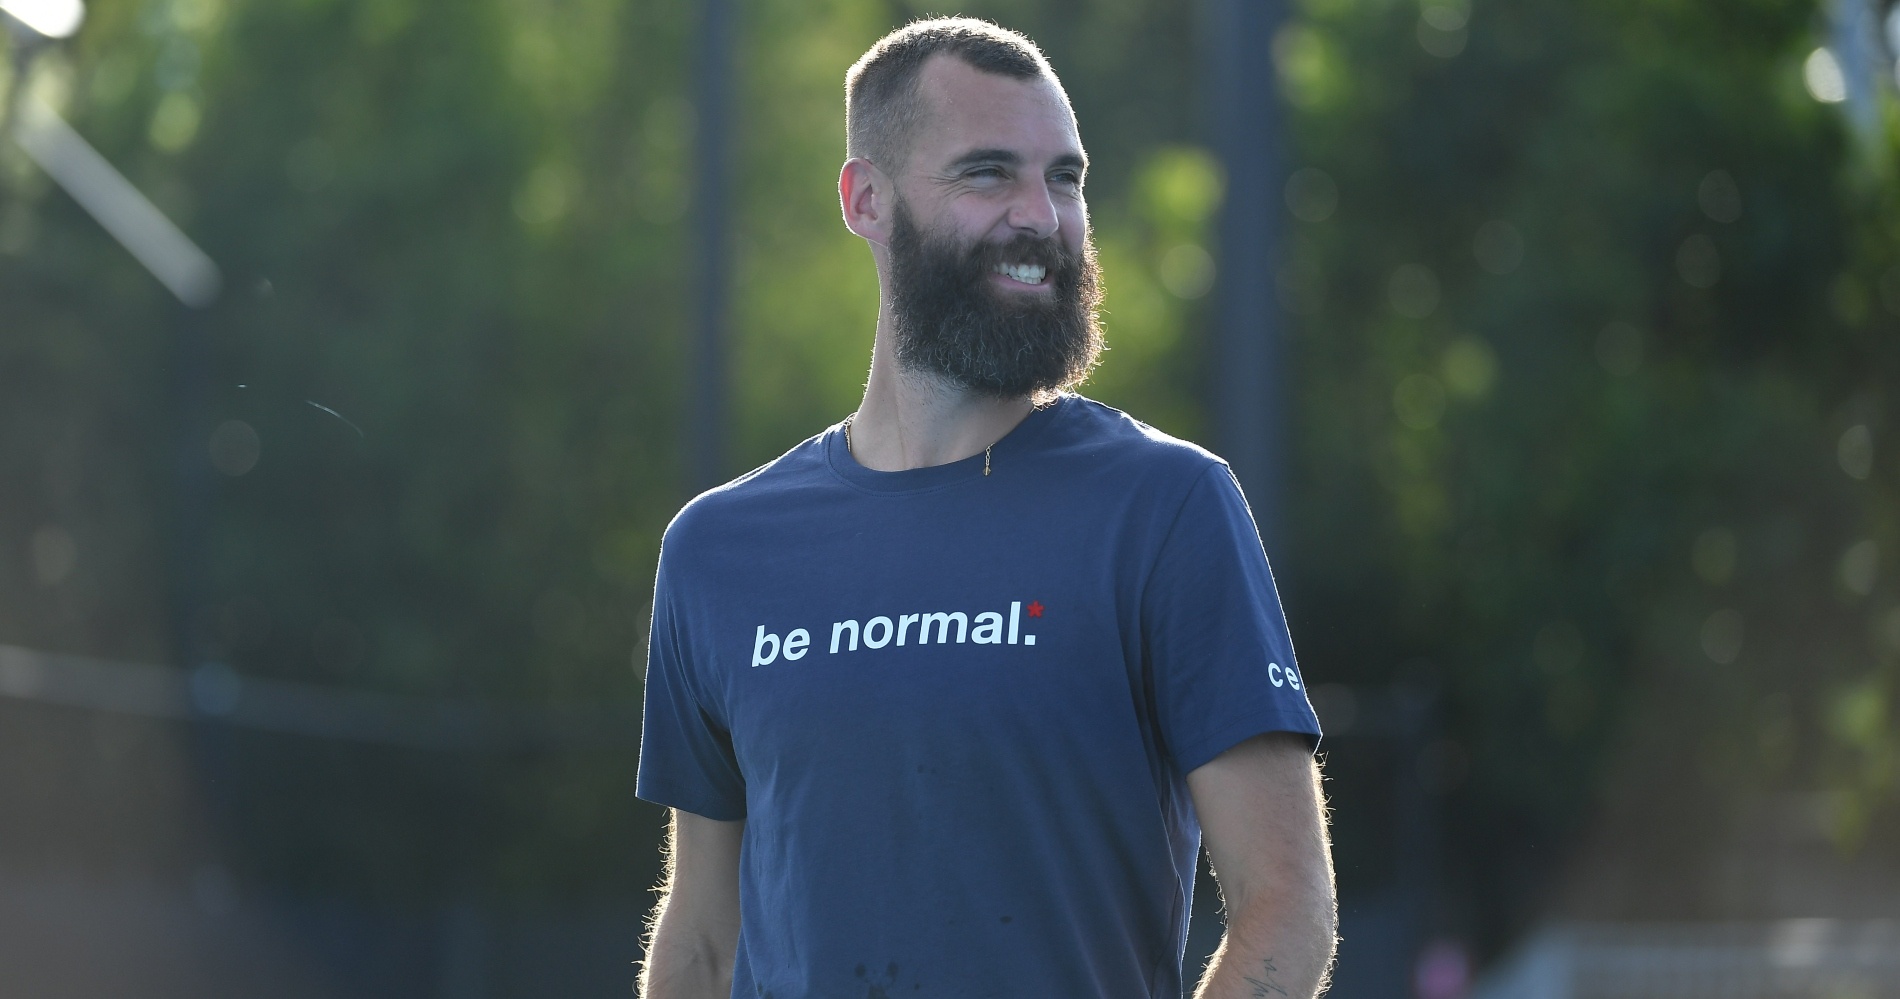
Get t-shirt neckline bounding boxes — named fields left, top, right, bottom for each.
left=824, top=395, right=1072, bottom=494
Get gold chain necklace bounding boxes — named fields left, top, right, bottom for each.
left=844, top=415, right=993, bottom=476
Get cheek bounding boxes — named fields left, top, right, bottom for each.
left=1060, top=207, right=1088, bottom=252
left=914, top=201, right=984, bottom=247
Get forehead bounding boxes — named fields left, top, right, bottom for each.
left=907, top=54, right=1082, bottom=168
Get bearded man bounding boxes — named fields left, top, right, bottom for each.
left=636, top=18, right=1336, bottom=999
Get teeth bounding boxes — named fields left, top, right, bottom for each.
left=993, top=262, right=1048, bottom=285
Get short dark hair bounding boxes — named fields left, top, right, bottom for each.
left=844, top=18, right=1064, bottom=170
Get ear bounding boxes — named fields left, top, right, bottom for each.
left=840, top=157, right=893, bottom=247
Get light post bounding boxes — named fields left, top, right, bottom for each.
left=1201, top=0, right=1287, bottom=559
left=5, top=0, right=237, bottom=871
left=3, top=0, right=222, bottom=307
left=0, top=0, right=83, bottom=43
left=688, top=0, right=732, bottom=494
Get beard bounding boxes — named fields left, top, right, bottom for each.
left=885, top=198, right=1104, bottom=400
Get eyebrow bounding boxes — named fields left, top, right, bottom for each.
left=945, top=148, right=1089, bottom=174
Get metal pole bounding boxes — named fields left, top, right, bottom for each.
left=1202, top=0, right=1287, bottom=558
left=688, top=0, right=732, bottom=493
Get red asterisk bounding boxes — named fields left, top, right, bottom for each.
left=1026, top=601, right=1044, bottom=618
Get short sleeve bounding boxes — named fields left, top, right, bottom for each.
left=1143, top=464, right=1320, bottom=774
left=636, top=551, right=748, bottom=820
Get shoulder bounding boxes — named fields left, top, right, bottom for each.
left=660, top=427, right=839, bottom=559
left=1039, top=397, right=1262, bottom=557
left=1043, top=395, right=1232, bottom=491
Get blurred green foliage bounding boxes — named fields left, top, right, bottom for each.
left=0, top=0, right=1895, bottom=949
left=1281, top=0, right=1899, bottom=933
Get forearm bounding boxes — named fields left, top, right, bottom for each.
left=638, top=895, right=737, bottom=999
left=1192, top=899, right=1337, bottom=999
left=637, top=810, right=743, bottom=999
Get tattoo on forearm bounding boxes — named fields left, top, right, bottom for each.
left=1243, top=956, right=1288, bottom=997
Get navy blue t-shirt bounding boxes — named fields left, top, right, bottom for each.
left=636, top=396, right=1319, bottom=999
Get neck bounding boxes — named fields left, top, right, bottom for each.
left=847, top=309, right=1036, bottom=472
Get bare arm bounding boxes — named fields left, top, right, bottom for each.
left=1187, top=733, right=1338, bottom=999
left=639, top=809, right=744, bottom=999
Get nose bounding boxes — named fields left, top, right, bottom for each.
left=1006, top=179, right=1060, bottom=240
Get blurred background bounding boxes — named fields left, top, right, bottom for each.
left=2, top=0, right=1897, bottom=995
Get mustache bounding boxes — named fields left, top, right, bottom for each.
left=959, top=232, right=1077, bottom=280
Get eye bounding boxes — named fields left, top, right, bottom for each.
left=966, top=166, right=1007, bottom=180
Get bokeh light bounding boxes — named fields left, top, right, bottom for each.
left=1838, top=425, right=1874, bottom=480
left=1701, top=608, right=1745, bottom=665
left=1284, top=167, right=1339, bottom=222
left=1697, top=170, right=1742, bottom=224
left=1595, top=322, right=1644, bottom=376
left=1388, top=263, right=1441, bottom=318
left=1471, top=220, right=1523, bottom=275
left=1804, top=47, right=1847, bottom=104
left=207, top=421, right=260, bottom=477
left=1675, top=233, right=1722, bottom=289
left=0, top=0, right=84, bottom=39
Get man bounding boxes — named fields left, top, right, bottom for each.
left=637, top=18, right=1335, bottom=999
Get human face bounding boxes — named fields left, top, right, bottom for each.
left=894, top=55, right=1091, bottom=297
left=880, top=57, right=1102, bottom=397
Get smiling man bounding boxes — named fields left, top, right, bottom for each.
left=636, top=18, right=1336, bottom=999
